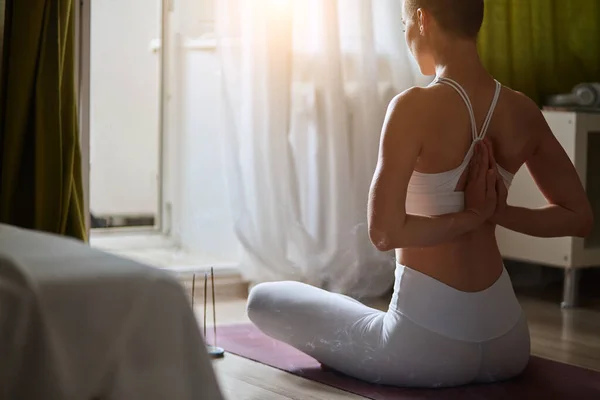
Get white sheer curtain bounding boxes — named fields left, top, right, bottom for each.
left=216, top=0, right=426, bottom=298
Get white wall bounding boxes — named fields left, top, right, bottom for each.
left=89, top=0, right=160, bottom=217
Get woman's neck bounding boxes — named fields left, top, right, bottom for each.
left=433, top=39, right=490, bottom=83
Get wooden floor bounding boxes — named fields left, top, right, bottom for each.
left=200, top=283, right=600, bottom=400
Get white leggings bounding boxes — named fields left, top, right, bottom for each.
left=246, top=264, right=531, bottom=388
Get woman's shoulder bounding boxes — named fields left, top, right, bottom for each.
left=388, top=86, right=428, bottom=108
left=386, top=85, right=449, bottom=123
left=501, top=86, right=540, bottom=113
left=379, top=87, right=439, bottom=149
left=498, top=87, right=550, bottom=142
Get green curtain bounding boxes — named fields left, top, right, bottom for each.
left=0, top=0, right=86, bottom=241
left=0, top=0, right=5, bottom=76
left=479, top=0, right=600, bottom=105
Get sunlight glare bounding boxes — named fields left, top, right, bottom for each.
left=270, top=0, right=292, bottom=10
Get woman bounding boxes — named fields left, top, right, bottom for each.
left=246, top=0, right=593, bottom=388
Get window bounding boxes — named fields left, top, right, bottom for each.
left=78, top=0, right=240, bottom=275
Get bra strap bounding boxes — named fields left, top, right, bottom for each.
left=435, top=77, right=502, bottom=142
left=435, top=77, right=478, bottom=141
left=477, top=80, right=502, bottom=140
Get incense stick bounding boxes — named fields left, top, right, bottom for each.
left=191, top=274, right=196, bottom=308
left=203, top=272, right=208, bottom=338
left=211, top=267, right=217, bottom=346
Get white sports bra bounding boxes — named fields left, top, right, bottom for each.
left=405, top=77, right=515, bottom=216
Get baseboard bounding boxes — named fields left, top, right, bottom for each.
left=90, top=231, right=175, bottom=251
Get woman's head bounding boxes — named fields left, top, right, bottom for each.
left=402, top=0, right=484, bottom=75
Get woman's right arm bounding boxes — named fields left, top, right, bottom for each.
left=493, top=97, right=594, bottom=238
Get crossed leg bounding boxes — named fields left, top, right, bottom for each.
left=246, top=281, right=389, bottom=383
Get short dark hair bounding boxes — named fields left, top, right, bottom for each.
left=405, top=0, right=485, bottom=39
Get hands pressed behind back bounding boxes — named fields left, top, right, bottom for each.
left=485, top=139, right=508, bottom=224
left=463, top=139, right=497, bottom=223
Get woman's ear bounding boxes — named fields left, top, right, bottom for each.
left=416, top=8, right=426, bottom=35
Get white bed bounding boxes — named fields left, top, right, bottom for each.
left=0, top=223, right=224, bottom=400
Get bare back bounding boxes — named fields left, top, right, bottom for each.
left=398, top=78, right=556, bottom=291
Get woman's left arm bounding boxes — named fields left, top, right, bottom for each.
left=367, top=89, right=495, bottom=251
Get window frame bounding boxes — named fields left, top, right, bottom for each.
left=77, top=0, right=178, bottom=248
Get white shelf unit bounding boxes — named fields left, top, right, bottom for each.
left=496, top=110, right=600, bottom=307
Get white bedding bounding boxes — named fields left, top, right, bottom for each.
left=0, top=223, right=224, bottom=400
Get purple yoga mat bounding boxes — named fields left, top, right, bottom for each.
left=206, top=323, right=600, bottom=400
